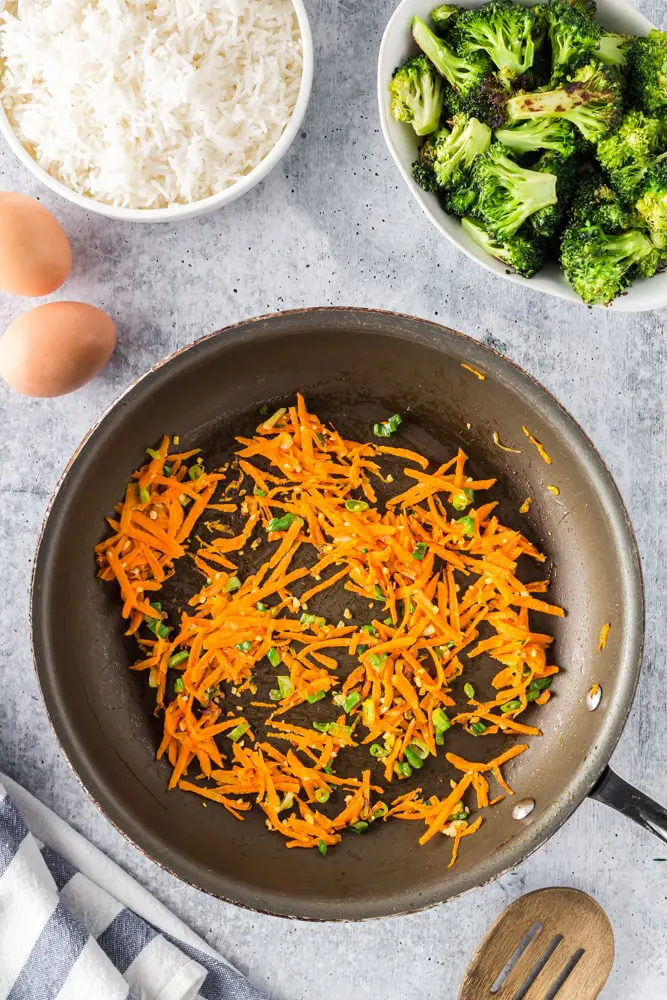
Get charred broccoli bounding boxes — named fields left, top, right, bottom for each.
left=561, top=223, right=660, bottom=304
left=390, top=55, right=445, bottom=136
left=495, top=118, right=579, bottom=158
left=430, top=4, right=461, bottom=36
left=545, top=0, right=600, bottom=75
left=474, top=145, right=559, bottom=237
left=636, top=157, right=667, bottom=251
left=412, top=17, right=492, bottom=100
left=432, top=114, right=493, bottom=189
left=507, top=60, right=623, bottom=143
left=453, top=0, right=540, bottom=87
left=628, top=30, right=667, bottom=115
left=412, top=128, right=450, bottom=192
left=597, top=31, right=632, bottom=68
left=569, top=173, right=636, bottom=231
left=596, top=110, right=667, bottom=203
left=529, top=150, right=577, bottom=238
left=462, top=216, right=546, bottom=276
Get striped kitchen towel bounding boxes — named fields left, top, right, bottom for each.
left=0, top=772, right=265, bottom=1000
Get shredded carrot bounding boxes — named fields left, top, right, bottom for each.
left=597, top=623, right=611, bottom=651
left=522, top=426, right=552, bottom=465
left=461, top=363, right=486, bottom=381
left=97, top=394, right=563, bottom=863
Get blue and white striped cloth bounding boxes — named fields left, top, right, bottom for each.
left=0, top=773, right=265, bottom=1000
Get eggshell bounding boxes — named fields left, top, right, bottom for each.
left=0, top=301, right=116, bottom=397
left=0, top=192, right=72, bottom=296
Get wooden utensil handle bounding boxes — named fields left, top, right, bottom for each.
left=591, top=767, right=667, bottom=844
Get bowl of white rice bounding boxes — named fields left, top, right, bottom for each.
left=0, top=0, right=313, bottom=222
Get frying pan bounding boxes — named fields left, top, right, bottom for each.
left=31, top=308, right=667, bottom=921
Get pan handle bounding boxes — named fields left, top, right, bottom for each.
left=590, top=767, right=667, bottom=844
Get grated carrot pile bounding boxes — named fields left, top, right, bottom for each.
left=96, top=395, right=564, bottom=864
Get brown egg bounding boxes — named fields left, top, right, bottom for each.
left=0, top=301, right=116, bottom=397
left=0, top=192, right=72, bottom=297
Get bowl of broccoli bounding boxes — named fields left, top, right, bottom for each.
left=378, top=0, right=667, bottom=310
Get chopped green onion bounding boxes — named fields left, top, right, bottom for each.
left=369, top=743, right=385, bottom=758
left=151, top=601, right=162, bottom=612
left=344, top=692, right=361, bottom=713
left=263, top=407, right=286, bottom=428
left=168, top=651, right=189, bottom=668
left=404, top=747, right=425, bottom=769
left=361, top=625, right=377, bottom=636
left=300, top=613, right=325, bottom=627
left=362, top=699, right=376, bottom=725
left=253, top=486, right=267, bottom=496
left=382, top=617, right=395, bottom=627
left=530, top=676, right=553, bottom=691
left=163, top=463, right=172, bottom=476
left=316, top=433, right=325, bottom=445
left=374, top=585, right=384, bottom=601
left=373, top=802, right=389, bottom=820
left=351, top=821, right=369, bottom=833
left=235, top=640, right=252, bottom=653
left=188, top=464, right=204, bottom=481
left=368, top=653, right=388, bottom=670
left=225, top=576, right=241, bottom=593
left=501, top=699, right=522, bottom=713
left=259, top=403, right=269, bottom=415
left=357, top=644, right=369, bottom=654
left=410, top=740, right=429, bottom=759
left=148, top=668, right=158, bottom=688
left=228, top=722, right=249, bottom=742
left=267, top=647, right=281, bottom=667
left=432, top=708, right=451, bottom=732
left=146, top=447, right=162, bottom=461
left=412, top=542, right=428, bottom=560
left=464, top=682, right=475, bottom=699
left=174, top=677, right=185, bottom=693
left=307, top=690, right=326, bottom=704
left=313, top=721, right=333, bottom=733
left=256, top=602, right=268, bottom=612
left=139, top=487, right=150, bottom=504
left=323, top=765, right=333, bottom=775
left=345, top=499, right=370, bottom=512
left=373, top=414, right=403, bottom=438
left=451, top=491, right=469, bottom=511
left=277, top=676, right=293, bottom=699
left=470, top=720, right=487, bottom=736
left=360, top=547, right=369, bottom=554
left=267, top=514, right=296, bottom=533
left=269, top=689, right=281, bottom=701
left=458, top=516, right=475, bottom=538
left=315, top=788, right=330, bottom=804
left=396, top=761, right=412, bottom=778
left=156, top=623, right=171, bottom=639
left=318, top=839, right=328, bottom=856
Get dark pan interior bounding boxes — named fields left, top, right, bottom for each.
left=32, top=309, right=643, bottom=920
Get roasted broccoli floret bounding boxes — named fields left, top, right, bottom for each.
left=628, top=30, right=667, bottom=115
left=411, top=127, right=450, bottom=192
left=597, top=31, right=632, bottom=68
left=507, top=61, right=623, bottom=143
left=544, top=0, right=600, bottom=75
left=560, top=0, right=597, bottom=16
left=442, top=185, right=479, bottom=217
left=495, top=118, right=579, bottom=158
left=636, top=157, right=667, bottom=251
left=431, top=4, right=460, bottom=36
left=561, top=223, right=661, bottom=304
left=473, top=145, right=559, bottom=238
left=569, top=173, right=636, bottom=230
left=412, top=16, right=492, bottom=100
left=596, top=110, right=667, bottom=203
left=462, top=216, right=546, bottom=276
left=389, top=55, right=445, bottom=136
left=432, top=114, right=492, bottom=189
left=453, top=0, right=540, bottom=88
left=464, top=73, right=511, bottom=129
left=529, top=150, right=577, bottom=238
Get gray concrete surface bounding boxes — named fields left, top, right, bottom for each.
left=1, top=1, right=667, bottom=996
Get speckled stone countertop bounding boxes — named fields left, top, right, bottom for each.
left=1, top=2, right=666, bottom=997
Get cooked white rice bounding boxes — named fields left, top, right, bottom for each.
left=0, top=0, right=303, bottom=209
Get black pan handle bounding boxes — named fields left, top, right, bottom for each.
left=590, top=766, right=667, bottom=844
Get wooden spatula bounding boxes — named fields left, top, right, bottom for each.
left=459, top=888, right=614, bottom=1000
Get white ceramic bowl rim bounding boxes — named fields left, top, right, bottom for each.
left=0, top=0, right=314, bottom=222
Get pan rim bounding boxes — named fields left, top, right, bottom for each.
left=30, top=307, right=645, bottom=921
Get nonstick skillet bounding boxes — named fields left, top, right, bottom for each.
left=31, top=308, right=667, bottom=921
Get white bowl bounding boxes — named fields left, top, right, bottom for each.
left=378, top=0, right=666, bottom=311
left=0, top=0, right=313, bottom=223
